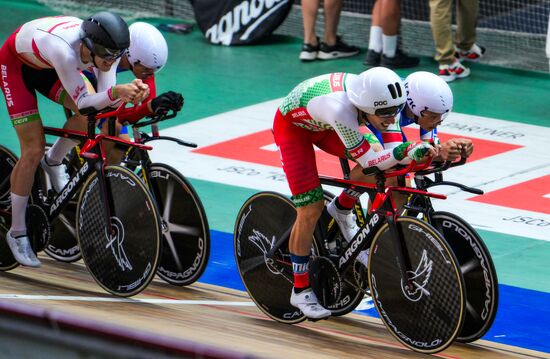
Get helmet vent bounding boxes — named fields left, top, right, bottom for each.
left=395, top=82, right=402, bottom=97
left=386, top=82, right=403, bottom=99
left=388, top=84, right=397, bottom=100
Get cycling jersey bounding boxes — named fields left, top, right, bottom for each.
left=274, top=72, right=406, bottom=207
left=0, top=16, right=120, bottom=125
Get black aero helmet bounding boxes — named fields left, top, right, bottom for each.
left=81, top=11, right=130, bottom=60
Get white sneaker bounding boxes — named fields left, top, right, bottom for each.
left=6, top=231, right=41, bottom=267
left=40, top=155, right=69, bottom=193
left=327, top=197, right=360, bottom=242
left=290, top=287, right=331, bottom=320
left=439, top=59, right=470, bottom=82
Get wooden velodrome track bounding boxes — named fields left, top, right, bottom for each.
left=0, top=254, right=546, bottom=359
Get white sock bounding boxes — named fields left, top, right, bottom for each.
left=10, top=193, right=29, bottom=234
left=46, top=137, right=78, bottom=165
left=382, top=34, right=397, bottom=58
left=368, top=26, right=382, bottom=52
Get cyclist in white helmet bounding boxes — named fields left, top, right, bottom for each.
left=403, top=71, right=473, bottom=161
left=81, top=21, right=183, bottom=163
left=102, top=22, right=181, bottom=129
left=273, top=66, right=435, bottom=320
left=365, top=71, right=473, bottom=161
left=333, top=72, right=474, bottom=267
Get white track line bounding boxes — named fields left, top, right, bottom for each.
left=0, top=294, right=255, bottom=306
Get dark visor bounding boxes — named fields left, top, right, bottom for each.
left=374, top=102, right=405, bottom=118
left=93, top=43, right=126, bottom=60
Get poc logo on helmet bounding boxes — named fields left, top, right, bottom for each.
left=374, top=100, right=388, bottom=107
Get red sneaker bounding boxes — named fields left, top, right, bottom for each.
left=439, top=59, right=471, bottom=82
left=456, top=44, right=486, bottom=62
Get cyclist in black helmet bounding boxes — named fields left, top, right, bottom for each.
left=0, top=12, right=148, bottom=267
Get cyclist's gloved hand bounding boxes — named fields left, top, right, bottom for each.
left=405, top=141, right=434, bottom=161
left=393, top=141, right=434, bottom=161
left=151, top=91, right=184, bottom=114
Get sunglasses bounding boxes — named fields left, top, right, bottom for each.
left=374, top=103, right=405, bottom=118
left=419, top=109, right=450, bottom=124
left=93, top=43, right=126, bottom=61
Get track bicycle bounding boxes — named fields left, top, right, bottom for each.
left=403, top=158, right=499, bottom=343
left=331, top=157, right=499, bottom=343
left=235, top=160, right=466, bottom=354
left=0, top=105, right=162, bottom=297
left=43, top=109, right=210, bottom=287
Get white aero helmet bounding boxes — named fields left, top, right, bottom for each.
left=405, top=71, right=453, bottom=118
left=127, top=22, right=168, bottom=71
left=345, top=67, right=406, bottom=117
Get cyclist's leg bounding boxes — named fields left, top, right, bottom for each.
left=43, top=75, right=92, bottom=166
left=0, top=40, right=43, bottom=266
left=98, top=120, right=127, bottom=165
left=273, top=110, right=330, bottom=319
left=316, top=132, right=372, bottom=265
left=8, top=122, right=43, bottom=267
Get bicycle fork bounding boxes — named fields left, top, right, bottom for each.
left=386, top=215, right=414, bottom=291
left=93, top=159, right=115, bottom=236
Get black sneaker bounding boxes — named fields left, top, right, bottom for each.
left=299, top=37, right=320, bottom=62
left=380, top=49, right=420, bottom=69
left=317, top=37, right=360, bottom=60
left=363, top=49, right=381, bottom=66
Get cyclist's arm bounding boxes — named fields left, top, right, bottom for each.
left=308, top=95, right=403, bottom=170
left=96, top=60, right=121, bottom=92
left=115, top=75, right=156, bottom=123
left=381, top=121, right=403, bottom=150
left=37, top=35, right=119, bottom=111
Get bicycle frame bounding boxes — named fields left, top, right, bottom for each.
left=37, top=106, right=152, bottom=234
left=322, top=162, right=446, bottom=284
left=406, top=158, right=483, bottom=222
left=102, top=111, right=196, bottom=204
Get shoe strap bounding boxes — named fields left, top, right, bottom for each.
left=10, top=232, right=28, bottom=239
left=43, top=156, right=62, bottom=167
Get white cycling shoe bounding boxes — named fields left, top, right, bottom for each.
left=6, top=231, right=41, bottom=267
left=290, top=287, right=331, bottom=320
left=40, top=155, right=70, bottom=193
left=327, top=197, right=369, bottom=268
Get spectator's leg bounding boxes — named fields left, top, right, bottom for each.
left=455, top=0, right=479, bottom=51
left=368, top=0, right=383, bottom=53
left=316, top=0, right=359, bottom=60
left=301, top=0, right=320, bottom=46
left=379, top=0, right=419, bottom=68
left=322, top=0, right=343, bottom=46
left=381, top=0, right=400, bottom=57
left=429, top=0, right=454, bottom=65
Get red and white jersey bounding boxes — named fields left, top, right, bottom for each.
left=14, top=16, right=119, bottom=111
left=278, top=73, right=404, bottom=170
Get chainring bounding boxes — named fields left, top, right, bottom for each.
left=26, top=204, right=51, bottom=253
left=309, top=256, right=343, bottom=307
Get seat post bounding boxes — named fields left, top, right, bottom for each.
left=339, top=158, right=351, bottom=180
left=87, top=115, right=97, bottom=138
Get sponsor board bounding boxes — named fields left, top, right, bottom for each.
left=149, top=99, right=550, bottom=241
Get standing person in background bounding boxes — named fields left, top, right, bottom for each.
left=364, top=0, right=419, bottom=68
left=299, top=0, right=360, bottom=61
left=429, top=0, right=485, bottom=82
